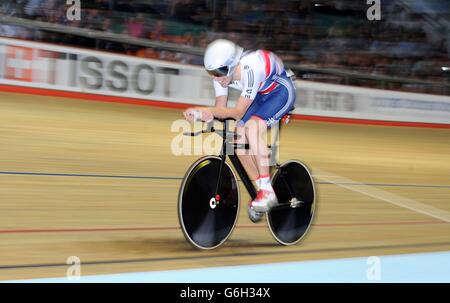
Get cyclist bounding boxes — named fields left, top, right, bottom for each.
left=183, top=39, right=296, bottom=222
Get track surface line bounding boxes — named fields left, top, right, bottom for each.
left=1, top=171, right=449, bottom=188
left=0, top=221, right=446, bottom=235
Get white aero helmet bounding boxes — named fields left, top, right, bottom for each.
left=204, top=39, right=243, bottom=77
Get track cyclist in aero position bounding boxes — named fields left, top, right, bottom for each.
left=183, top=39, right=296, bottom=223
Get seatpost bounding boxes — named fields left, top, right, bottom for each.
left=270, top=121, right=281, bottom=169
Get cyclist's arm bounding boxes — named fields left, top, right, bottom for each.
left=208, top=96, right=252, bottom=120
left=198, top=65, right=262, bottom=120
left=208, top=65, right=263, bottom=119
left=215, top=95, right=228, bottom=108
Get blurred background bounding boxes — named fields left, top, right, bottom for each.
left=1, top=0, right=449, bottom=94
left=0, top=0, right=449, bottom=282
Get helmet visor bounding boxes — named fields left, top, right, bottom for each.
left=206, top=66, right=229, bottom=77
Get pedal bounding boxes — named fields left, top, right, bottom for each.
left=248, top=205, right=264, bottom=223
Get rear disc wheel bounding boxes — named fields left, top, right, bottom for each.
left=267, top=160, right=316, bottom=245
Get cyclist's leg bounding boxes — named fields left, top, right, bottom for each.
left=235, top=96, right=264, bottom=185
left=245, top=81, right=296, bottom=212
left=245, top=116, right=270, bottom=178
left=238, top=104, right=268, bottom=222
left=235, top=124, right=259, bottom=182
left=246, top=86, right=293, bottom=176
left=240, top=82, right=294, bottom=176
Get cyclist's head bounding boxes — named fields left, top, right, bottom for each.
left=204, top=39, right=243, bottom=78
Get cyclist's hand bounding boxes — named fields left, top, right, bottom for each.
left=183, top=108, right=200, bottom=122
left=184, top=108, right=213, bottom=123
left=200, top=108, right=214, bottom=123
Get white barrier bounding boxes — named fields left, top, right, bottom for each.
left=296, top=81, right=450, bottom=124
left=0, top=37, right=449, bottom=125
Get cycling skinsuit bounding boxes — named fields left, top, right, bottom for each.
left=212, top=50, right=296, bottom=127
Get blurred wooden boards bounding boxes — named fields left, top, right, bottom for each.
left=0, top=91, right=449, bottom=280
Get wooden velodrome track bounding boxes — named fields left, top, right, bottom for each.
left=0, top=90, right=449, bottom=281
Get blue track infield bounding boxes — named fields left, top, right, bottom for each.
left=4, top=251, right=450, bottom=283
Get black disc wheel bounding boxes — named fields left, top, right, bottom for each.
left=178, top=156, right=240, bottom=250
left=268, top=160, right=316, bottom=245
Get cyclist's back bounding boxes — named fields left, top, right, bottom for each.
left=213, top=49, right=289, bottom=102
